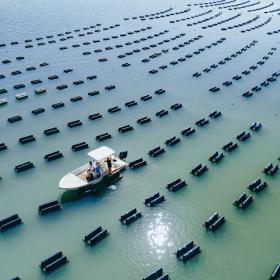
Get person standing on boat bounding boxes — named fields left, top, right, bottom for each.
left=105, top=156, right=112, bottom=173
left=90, top=160, right=97, bottom=171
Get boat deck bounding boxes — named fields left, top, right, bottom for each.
left=76, top=162, right=121, bottom=182
left=77, top=170, right=88, bottom=182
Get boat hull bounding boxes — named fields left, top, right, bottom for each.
left=59, top=165, right=127, bottom=190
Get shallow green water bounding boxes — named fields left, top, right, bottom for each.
left=1, top=0, right=280, bottom=279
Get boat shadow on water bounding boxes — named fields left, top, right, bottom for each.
left=59, top=172, right=123, bottom=204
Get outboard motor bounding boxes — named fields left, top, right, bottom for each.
left=119, top=151, right=128, bottom=160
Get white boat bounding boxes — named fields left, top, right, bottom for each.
left=58, top=146, right=127, bottom=190
left=0, top=98, right=8, bottom=106
left=15, top=92, right=28, bottom=100
left=34, top=88, right=47, bottom=95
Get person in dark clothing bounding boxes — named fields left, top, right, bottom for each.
left=105, top=156, right=112, bottom=172
left=86, top=168, right=94, bottom=182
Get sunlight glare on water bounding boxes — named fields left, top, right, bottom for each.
left=147, top=212, right=173, bottom=259
left=1, top=0, right=280, bottom=279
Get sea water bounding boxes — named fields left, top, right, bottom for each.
left=0, top=0, right=280, bottom=279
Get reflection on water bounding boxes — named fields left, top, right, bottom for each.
left=2, top=0, right=280, bottom=279
left=60, top=183, right=118, bottom=204
left=108, top=184, right=117, bottom=191
left=147, top=212, right=173, bottom=259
